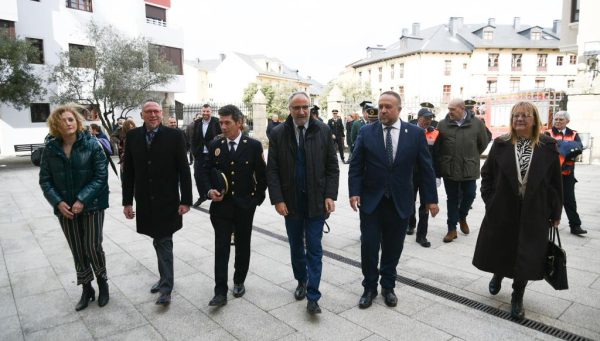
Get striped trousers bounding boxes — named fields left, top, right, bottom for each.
left=58, top=210, right=107, bottom=285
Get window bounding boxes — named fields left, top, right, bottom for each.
left=463, top=63, right=468, bottom=70
left=0, top=20, right=15, bottom=38
left=368, top=69, right=372, bottom=78
left=556, top=56, right=563, bottom=66
left=511, top=54, right=522, bottom=71
left=358, top=71, right=362, bottom=80
left=390, top=64, right=395, bottom=80
left=537, top=54, right=547, bottom=71
left=145, top=4, right=166, bottom=26
left=567, top=79, right=575, bottom=88
left=69, top=44, right=95, bottom=68
left=486, top=79, right=497, bottom=93
left=442, top=85, right=451, bottom=103
left=30, top=103, right=50, bottom=123
left=569, top=54, right=577, bottom=64
left=378, top=67, right=382, bottom=82
left=483, top=28, right=494, bottom=40
left=26, top=38, right=44, bottom=64
left=535, top=78, right=545, bottom=89
left=398, top=85, right=404, bottom=97
left=150, top=44, right=183, bottom=75
left=571, top=0, right=579, bottom=23
left=444, top=60, right=451, bottom=76
left=510, top=78, right=520, bottom=92
left=66, top=0, right=92, bottom=12
left=488, top=53, right=499, bottom=71
left=398, top=63, right=404, bottom=78
left=531, top=31, right=541, bottom=40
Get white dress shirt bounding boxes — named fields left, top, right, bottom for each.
left=381, top=119, right=401, bottom=162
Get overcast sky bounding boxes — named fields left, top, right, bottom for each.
left=171, top=0, right=562, bottom=84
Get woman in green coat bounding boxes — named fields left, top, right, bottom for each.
left=39, top=104, right=110, bottom=311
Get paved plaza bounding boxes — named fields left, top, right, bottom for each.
left=0, top=154, right=599, bottom=340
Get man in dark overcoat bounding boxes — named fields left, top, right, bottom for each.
left=122, top=100, right=193, bottom=305
left=191, top=104, right=222, bottom=207
left=204, top=105, right=267, bottom=307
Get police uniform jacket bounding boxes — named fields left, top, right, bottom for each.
left=204, top=134, right=267, bottom=217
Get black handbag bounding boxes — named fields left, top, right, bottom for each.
left=544, top=226, right=568, bottom=290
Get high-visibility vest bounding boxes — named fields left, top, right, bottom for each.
left=547, top=129, right=577, bottom=175
left=425, top=128, right=439, bottom=146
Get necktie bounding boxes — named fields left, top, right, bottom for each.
left=298, top=126, right=305, bottom=151
left=385, top=126, right=393, bottom=166
left=229, top=141, right=236, bottom=153
left=146, top=131, right=156, bottom=146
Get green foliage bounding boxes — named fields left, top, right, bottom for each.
left=242, top=82, right=299, bottom=119
left=320, top=80, right=373, bottom=113
left=0, top=33, right=45, bottom=109
left=49, top=22, right=176, bottom=134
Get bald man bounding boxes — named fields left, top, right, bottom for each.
left=434, top=98, right=490, bottom=243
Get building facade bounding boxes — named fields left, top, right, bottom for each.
left=0, top=0, right=185, bottom=156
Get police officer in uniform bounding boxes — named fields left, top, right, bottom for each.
left=350, top=101, right=371, bottom=151
left=410, top=102, right=438, bottom=128
left=205, top=104, right=267, bottom=306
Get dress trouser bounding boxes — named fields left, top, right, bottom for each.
left=562, top=172, right=582, bottom=228
left=408, top=175, right=429, bottom=238
left=153, top=236, right=174, bottom=294
left=360, top=196, right=408, bottom=291
left=193, top=153, right=210, bottom=199
left=334, top=137, right=345, bottom=161
left=211, top=203, right=256, bottom=296
left=58, top=210, right=107, bottom=285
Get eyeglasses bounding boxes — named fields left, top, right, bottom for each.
left=290, top=105, right=310, bottom=111
left=143, top=109, right=161, bottom=115
left=512, top=113, right=533, bottom=120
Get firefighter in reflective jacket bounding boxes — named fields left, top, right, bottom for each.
left=407, top=108, right=440, bottom=247
left=545, top=111, right=587, bottom=235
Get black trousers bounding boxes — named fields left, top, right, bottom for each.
left=334, top=137, right=345, bottom=161
left=211, top=204, right=256, bottom=295
left=562, top=173, right=582, bottom=228
left=153, top=236, right=174, bottom=294
left=58, top=210, right=107, bottom=285
left=360, top=196, right=407, bottom=291
left=193, top=154, right=210, bottom=199
left=408, top=176, right=429, bottom=238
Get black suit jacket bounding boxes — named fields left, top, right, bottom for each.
left=205, top=134, right=267, bottom=217
left=121, top=124, right=193, bottom=239
left=192, top=116, right=221, bottom=158
left=327, top=117, right=345, bottom=139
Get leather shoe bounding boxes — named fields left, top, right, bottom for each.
left=571, top=226, right=587, bottom=235
left=208, top=294, right=227, bottom=307
left=150, top=281, right=160, bottom=294
left=510, top=292, right=525, bottom=320
left=232, top=283, right=245, bottom=298
left=406, top=226, right=415, bottom=235
left=358, top=290, right=377, bottom=309
left=488, top=274, right=503, bottom=295
left=443, top=230, right=458, bottom=243
left=381, top=288, right=397, bottom=307
left=307, top=300, right=321, bottom=314
left=416, top=236, right=431, bottom=248
left=294, top=281, right=307, bottom=300
left=155, top=293, right=171, bottom=305
left=459, top=219, right=470, bottom=235
left=193, top=198, right=206, bottom=207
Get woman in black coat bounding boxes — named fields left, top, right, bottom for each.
left=473, top=101, right=562, bottom=320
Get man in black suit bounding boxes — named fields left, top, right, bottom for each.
left=204, top=105, right=267, bottom=307
left=327, top=109, right=346, bottom=163
left=192, top=104, right=222, bottom=207
left=122, top=100, right=193, bottom=305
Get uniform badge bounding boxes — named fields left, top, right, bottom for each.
left=215, top=148, right=221, bottom=156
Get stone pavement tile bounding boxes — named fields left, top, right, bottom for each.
left=361, top=334, right=389, bottom=341
left=527, top=279, right=600, bottom=308
left=174, top=272, right=216, bottom=311
left=0, top=286, right=17, bottom=319
left=111, top=267, right=162, bottom=305
left=0, top=232, right=37, bottom=255
left=205, top=298, right=293, bottom=341
left=0, top=315, right=24, bottom=341
left=4, top=248, right=50, bottom=274
left=340, top=304, right=450, bottom=341
left=173, top=240, right=212, bottom=262
left=10, top=266, right=63, bottom=298
left=187, top=327, right=237, bottom=341
left=35, top=233, right=69, bottom=254
left=559, top=302, right=600, bottom=333
left=249, top=253, right=296, bottom=285
left=412, top=303, right=541, bottom=340
left=319, top=259, right=362, bottom=287
left=138, top=256, right=197, bottom=279
left=275, top=331, right=312, bottom=341
left=78, top=290, right=147, bottom=339
left=525, top=310, right=600, bottom=341
left=104, top=227, right=148, bottom=244
left=0, top=266, right=8, bottom=288
left=24, top=320, right=93, bottom=341
left=322, top=234, right=360, bottom=251
left=119, top=240, right=159, bottom=260
left=400, top=257, right=480, bottom=289
left=177, top=229, right=214, bottom=249
left=270, top=302, right=371, bottom=341
left=591, top=276, right=600, bottom=290
left=137, top=293, right=219, bottom=340
left=185, top=255, right=216, bottom=279
left=252, top=239, right=292, bottom=265
left=46, top=249, right=77, bottom=275
left=105, top=251, right=149, bottom=277
left=315, top=280, right=361, bottom=314
left=98, top=324, right=164, bottom=341
left=241, top=274, right=296, bottom=311
left=15, top=289, right=79, bottom=334
left=408, top=277, right=504, bottom=309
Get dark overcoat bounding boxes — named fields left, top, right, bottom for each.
left=472, top=134, right=562, bottom=280
left=122, top=124, right=193, bottom=239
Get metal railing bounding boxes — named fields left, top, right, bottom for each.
left=146, top=18, right=167, bottom=27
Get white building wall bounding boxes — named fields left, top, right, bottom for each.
left=0, top=0, right=19, bottom=21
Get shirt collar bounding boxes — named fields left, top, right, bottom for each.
left=382, top=119, right=401, bottom=130
left=227, top=132, right=242, bottom=146
left=293, top=120, right=309, bottom=131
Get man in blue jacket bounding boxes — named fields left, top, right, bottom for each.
left=349, top=91, right=439, bottom=309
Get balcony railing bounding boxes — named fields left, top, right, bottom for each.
left=537, top=66, right=547, bottom=72
left=146, top=18, right=167, bottom=27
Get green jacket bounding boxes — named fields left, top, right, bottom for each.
left=434, top=112, right=490, bottom=181
left=350, top=119, right=366, bottom=147
left=39, top=131, right=109, bottom=216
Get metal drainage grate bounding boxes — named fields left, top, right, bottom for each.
left=192, top=206, right=594, bottom=341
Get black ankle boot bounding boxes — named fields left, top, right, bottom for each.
left=75, top=282, right=95, bottom=311
left=510, top=289, right=525, bottom=320
left=488, top=274, right=503, bottom=295
left=97, top=277, right=109, bottom=307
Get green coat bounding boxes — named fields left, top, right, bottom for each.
left=39, top=131, right=109, bottom=216
left=434, top=113, right=490, bottom=181
left=350, top=119, right=366, bottom=148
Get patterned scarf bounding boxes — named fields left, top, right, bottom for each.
left=516, top=137, right=533, bottom=179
